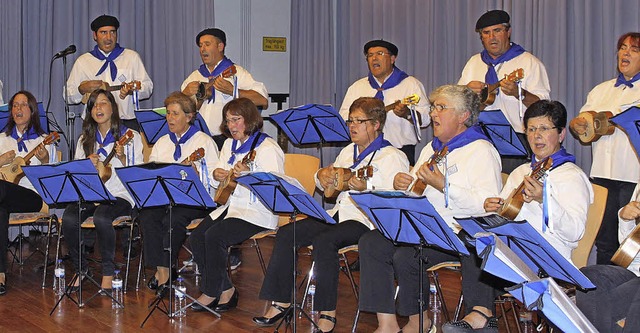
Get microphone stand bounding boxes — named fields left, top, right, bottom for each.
left=61, top=55, right=77, bottom=158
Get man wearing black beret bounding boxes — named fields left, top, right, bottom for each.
left=458, top=9, right=551, bottom=173
left=66, top=14, right=153, bottom=131
left=181, top=27, right=268, bottom=149
left=339, top=39, right=430, bottom=165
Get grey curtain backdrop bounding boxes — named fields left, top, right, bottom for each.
left=292, top=0, right=640, bottom=172
left=0, top=0, right=215, bottom=159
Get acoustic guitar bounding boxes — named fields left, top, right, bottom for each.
left=385, top=94, right=421, bottom=120
left=0, top=132, right=60, bottom=184
left=96, top=130, right=134, bottom=182
left=81, top=81, right=142, bottom=104
left=324, top=165, right=374, bottom=198
left=214, top=150, right=256, bottom=205
left=480, top=68, right=525, bottom=105
left=195, top=65, right=238, bottom=101
left=611, top=222, right=640, bottom=268
left=575, top=111, right=615, bottom=143
left=498, top=157, right=553, bottom=220
left=409, top=146, right=449, bottom=195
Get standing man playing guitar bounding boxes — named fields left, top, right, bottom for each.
left=444, top=100, right=592, bottom=333
left=458, top=9, right=550, bottom=172
left=182, top=28, right=269, bottom=150
left=569, top=32, right=640, bottom=265
left=65, top=15, right=153, bottom=132
left=0, top=91, right=57, bottom=295
left=339, top=39, right=430, bottom=166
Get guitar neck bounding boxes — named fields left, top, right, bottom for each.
left=22, top=142, right=44, bottom=164
left=102, top=147, right=118, bottom=166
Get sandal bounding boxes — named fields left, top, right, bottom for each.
left=441, top=309, right=498, bottom=333
left=315, top=313, right=336, bottom=333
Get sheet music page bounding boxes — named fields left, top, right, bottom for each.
left=546, top=278, right=599, bottom=333
left=492, top=235, right=539, bottom=281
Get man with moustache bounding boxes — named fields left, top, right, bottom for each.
left=182, top=28, right=268, bottom=150
left=339, top=39, right=430, bottom=166
left=570, top=32, right=640, bottom=264
left=458, top=9, right=550, bottom=172
left=66, top=14, right=153, bottom=131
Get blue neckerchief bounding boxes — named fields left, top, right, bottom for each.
left=350, top=134, right=392, bottom=169
left=10, top=127, right=39, bottom=152
left=530, top=147, right=576, bottom=170
left=228, top=131, right=269, bottom=165
left=431, top=125, right=488, bottom=152
left=614, top=72, right=640, bottom=88
left=169, top=125, right=199, bottom=161
left=197, top=57, right=235, bottom=103
left=368, top=67, right=409, bottom=101
left=89, top=44, right=126, bottom=82
left=96, top=130, right=116, bottom=157
left=480, top=43, right=526, bottom=85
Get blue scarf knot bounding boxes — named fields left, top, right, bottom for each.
left=350, top=134, right=392, bottom=169
left=431, top=125, right=488, bottom=152
left=614, top=72, right=640, bottom=88
left=11, top=127, right=39, bottom=152
left=89, top=44, right=126, bottom=81
left=197, top=57, right=235, bottom=103
left=96, top=126, right=128, bottom=157
left=530, top=147, right=575, bottom=170
left=367, top=67, right=409, bottom=101
left=228, top=131, right=269, bottom=165
left=169, top=125, right=199, bottom=161
left=480, top=43, right=526, bottom=85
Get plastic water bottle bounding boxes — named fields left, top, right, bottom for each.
left=174, top=276, right=187, bottom=319
left=518, top=310, right=535, bottom=333
left=53, top=259, right=65, bottom=296
left=111, top=270, right=123, bottom=309
left=305, top=272, right=319, bottom=322
left=429, top=282, right=443, bottom=327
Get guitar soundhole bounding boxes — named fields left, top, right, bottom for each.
left=11, top=165, right=18, bottom=173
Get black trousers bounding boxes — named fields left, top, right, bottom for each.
left=139, top=206, right=209, bottom=268
left=592, top=177, right=636, bottom=264
left=0, top=180, right=42, bottom=272
left=189, top=209, right=266, bottom=297
left=358, top=230, right=458, bottom=316
left=259, top=218, right=369, bottom=311
left=577, top=265, right=640, bottom=332
left=61, top=197, right=132, bottom=276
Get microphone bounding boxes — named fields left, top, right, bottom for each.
left=53, top=45, right=76, bottom=59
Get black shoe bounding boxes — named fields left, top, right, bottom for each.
left=69, top=270, right=93, bottom=292
left=213, top=289, right=239, bottom=312
left=147, top=269, right=177, bottom=290
left=0, top=282, right=6, bottom=296
left=316, top=314, right=337, bottom=333
left=252, top=303, right=291, bottom=327
left=191, top=297, right=219, bottom=312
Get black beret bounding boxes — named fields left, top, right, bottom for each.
left=196, top=28, right=226, bottom=46
left=91, top=15, right=120, bottom=32
left=475, top=10, right=510, bottom=30
left=363, top=39, right=398, bottom=57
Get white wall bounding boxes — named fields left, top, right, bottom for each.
left=214, top=0, right=291, bottom=138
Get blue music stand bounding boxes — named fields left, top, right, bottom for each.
left=134, top=107, right=212, bottom=144
left=478, top=110, right=529, bottom=158
left=0, top=102, right=50, bottom=133
left=455, top=214, right=595, bottom=290
left=22, top=159, right=118, bottom=312
left=115, top=162, right=218, bottom=325
left=350, top=191, right=469, bottom=333
left=236, top=172, right=334, bottom=332
left=610, top=105, right=640, bottom=158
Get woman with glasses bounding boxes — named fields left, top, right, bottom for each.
left=254, top=97, right=409, bottom=333
left=0, top=91, right=56, bottom=295
left=359, top=85, right=502, bottom=333
left=442, top=100, right=592, bottom=333
left=188, top=97, right=284, bottom=313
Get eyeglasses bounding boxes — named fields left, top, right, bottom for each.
left=225, top=116, right=243, bottom=124
left=345, top=118, right=373, bottom=125
left=429, top=104, right=455, bottom=113
left=526, top=125, right=558, bottom=135
left=365, top=51, right=390, bottom=59
left=12, top=103, right=29, bottom=109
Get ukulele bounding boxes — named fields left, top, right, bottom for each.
left=0, top=132, right=60, bottom=184
left=575, top=111, right=615, bottom=143
left=498, top=157, right=553, bottom=220
left=81, top=81, right=142, bottom=104
left=409, top=146, right=449, bottom=195
left=181, top=147, right=205, bottom=164
left=195, top=65, right=238, bottom=101
left=214, top=150, right=256, bottom=205
left=480, top=68, right=525, bottom=105
left=611, top=222, right=640, bottom=268
left=96, top=130, right=134, bottom=182
left=385, top=94, right=421, bottom=120
left=324, top=165, right=374, bottom=198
